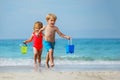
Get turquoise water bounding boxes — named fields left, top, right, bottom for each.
left=0, top=39, right=120, bottom=66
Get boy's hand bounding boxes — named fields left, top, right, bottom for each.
left=66, top=36, right=71, bottom=40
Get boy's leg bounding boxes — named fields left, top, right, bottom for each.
left=44, top=41, right=55, bottom=68
left=49, top=49, right=54, bottom=67
left=46, top=52, right=50, bottom=68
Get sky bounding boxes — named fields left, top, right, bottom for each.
left=0, top=0, right=120, bottom=39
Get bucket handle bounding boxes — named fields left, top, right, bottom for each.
left=68, top=38, right=72, bottom=45
left=23, top=43, right=27, bottom=46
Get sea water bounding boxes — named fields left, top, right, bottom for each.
left=0, top=39, right=120, bottom=67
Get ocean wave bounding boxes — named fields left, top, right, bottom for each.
left=0, top=58, right=120, bottom=66
left=58, top=55, right=120, bottom=61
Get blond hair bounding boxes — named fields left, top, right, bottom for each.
left=46, top=13, right=57, bottom=21
left=33, top=21, right=43, bottom=30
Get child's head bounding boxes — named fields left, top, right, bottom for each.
left=46, top=13, right=57, bottom=22
left=33, top=21, right=43, bottom=31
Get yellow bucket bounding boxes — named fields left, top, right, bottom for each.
left=20, top=44, right=27, bottom=54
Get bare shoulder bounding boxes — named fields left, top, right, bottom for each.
left=54, top=26, right=59, bottom=30
left=32, top=31, right=34, bottom=35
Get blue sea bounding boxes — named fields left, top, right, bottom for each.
left=0, top=39, right=120, bottom=67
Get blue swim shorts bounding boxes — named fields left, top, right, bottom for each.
left=43, top=40, right=55, bottom=52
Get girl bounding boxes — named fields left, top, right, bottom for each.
left=23, top=21, right=43, bottom=69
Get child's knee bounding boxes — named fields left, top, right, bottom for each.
left=34, top=53, right=38, bottom=57
left=49, top=49, right=53, bottom=53
left=49, top=52, right=53, bottom=56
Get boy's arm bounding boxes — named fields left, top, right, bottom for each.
left=38, top=26, right=45, bottom=35
left=23, top=34, right=33, bottom=44
left=56, top=27, right=71, bottom=40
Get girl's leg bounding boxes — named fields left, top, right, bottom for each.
left=33, top=47, right=38, bottom=70
left=37, top=49, right=42, bottom=66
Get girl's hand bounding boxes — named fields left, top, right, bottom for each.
left=23, top=41, right=26, bottom=44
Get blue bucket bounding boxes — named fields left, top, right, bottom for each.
left=66, top=45, right=74, bottom=53
left=66, top=39, right=74, bottom=54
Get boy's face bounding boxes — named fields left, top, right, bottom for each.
left=48, top=18, right=56, bottom=26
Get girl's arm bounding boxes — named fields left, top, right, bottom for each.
left=23, top=34, right=33, bottom=44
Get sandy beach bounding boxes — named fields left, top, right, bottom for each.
left=0, top=70, right=120, bottom=80
left=0, top=66, right=120, bottom=80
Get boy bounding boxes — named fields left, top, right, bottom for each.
left=39, top=13, right=70, bottom=68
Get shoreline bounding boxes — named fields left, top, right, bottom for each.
left=0, top=62, right=120, bottom=72
left=0, top=64, right=120, bottom=80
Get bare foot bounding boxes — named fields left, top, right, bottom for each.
left=46, top=63, right=50, bottom=68
left=50, top=64, right=54, bottom=68
left=38, top=63, right=41, bottom=67
left=34, top=63, right=38, bottom=71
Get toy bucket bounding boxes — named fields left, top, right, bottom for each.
left=20, top=43, right=27, bottom=54
left=66, top=39, right=74, bottom=54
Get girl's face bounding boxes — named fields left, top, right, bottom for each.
left=34, top=27, right=40, bottom=32
left=48, top=18, right=56, bottom=26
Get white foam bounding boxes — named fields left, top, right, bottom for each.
left=0, top=58, right=33, bottom=66
left=0, top=58, right=120, bottom=66
left=55, top=60, right=120, bottom=65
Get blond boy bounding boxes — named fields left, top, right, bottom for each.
left=39, top=13, right=70, bottom=68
